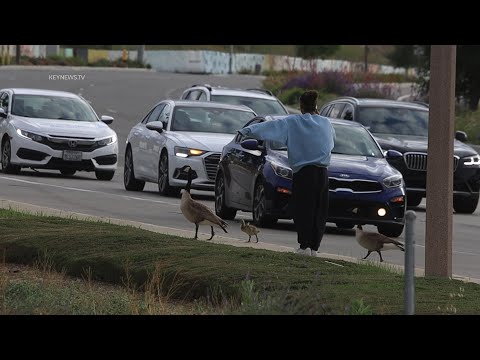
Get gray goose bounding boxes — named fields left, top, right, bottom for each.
left=355, top=225, right=405, bottom=262
left=240, top=219, right=260, bottom=243
left=180, top=166, right=228, bottom=240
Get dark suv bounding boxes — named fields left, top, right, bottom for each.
left=320, top=97, right=480, bottom=214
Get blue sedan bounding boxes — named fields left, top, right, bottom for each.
left=214, top=116, right=406, bottom=237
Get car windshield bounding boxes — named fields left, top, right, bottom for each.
left=211, top=95, right=288, bottom=115
left=270, top=123, right=383, bottom=158
left=357, top=106, right=429, bottom=136
left=11, top=94, right=98, bottom=122
left=170, top=106, right=255, bottom=134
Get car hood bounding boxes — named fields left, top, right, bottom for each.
left=11, top=116, right=115, bottom=139
left=269, top=151, right=400, bottom=180
left=167, top=131, right=236, bottom=152
left=373, top=134, right=478, bottom=157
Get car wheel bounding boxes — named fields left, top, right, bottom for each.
left=158, top=151, right=180, bottom=197
left=124, top=147, right=145, bottom=191
left=377, top=223, right=404, bottom=238
left=336, top=222, right=354, bottom=229
left=95, top=170, right=115, bottom=181
left=252, top=180, right=277, bottom=227
left=60, top=169, right=76, bottom=176
left=407, top=194, right=423, bottom=208
left=215, top=172, right=237, bottom=220
left=453, top=195, right=479, bottom=214
left=1, top=138, right=21, bottom=174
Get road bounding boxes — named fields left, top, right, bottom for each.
left=0, top=68, right=479, bottom=280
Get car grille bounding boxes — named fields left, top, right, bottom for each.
left=404, top=152, right=459, bottom=172
left=329, top=178, right=383, bottom=193
left=204, top=153, right=221, bottom=181
left=39, top=137, right=104, bottom=152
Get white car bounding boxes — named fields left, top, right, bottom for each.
left=0, top=88, right=118, bottom=180
left=124, top=100, right=256, bottom=196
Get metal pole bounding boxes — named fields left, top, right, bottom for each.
left=404, top=210, right=416, bottom=315
left=425, top=45, right=456, bottom=278
left=229, top=45, right=233, bottom=74
left=364, top=45, right=369, bottom=73
left=137, top=45, right=145, bottom=65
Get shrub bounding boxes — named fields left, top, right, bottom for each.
left=278, top=87, right=305, bottom=105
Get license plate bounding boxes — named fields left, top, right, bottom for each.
left=63, top=151, right=82, bottom=161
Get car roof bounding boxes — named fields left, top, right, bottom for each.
left=187, top=85, right=278, bottom=100
left=4, top=88, right=80, bottom=98
left=171, top=100, right=256, bottom=113
left=331, top=97, right=429, bottom=111
left=264, top=115, right=365, bottom=127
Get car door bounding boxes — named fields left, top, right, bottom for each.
left=134, top=103, right=165, bottom=178
left=233, top=118, right=265, bottom=208
left=146, top=103, right=171, bottom=181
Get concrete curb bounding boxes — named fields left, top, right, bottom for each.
left=0, top=65, right=155, bottom=72
left=1, top=198, right=479, bottom=285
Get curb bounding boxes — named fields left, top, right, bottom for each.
left=0, top=65, right=155, bottom=72
left=1, top=198, right=479, bottom=285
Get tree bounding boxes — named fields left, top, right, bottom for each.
left=296, top=45, right=339, bottom=72
left=417, top=45, right=480, bottom=111
left=386, top=45, right=419, bottom=75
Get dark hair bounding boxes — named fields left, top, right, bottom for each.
left=300, top=90, right=318, bottom=113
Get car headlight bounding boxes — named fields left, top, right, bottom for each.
left=270, top=161, right=293, bottom=180
left=383, top=174, right=403, bottom=188
left=463, top=155, right=480, bottom=166
left=16, top=129, right=45, bottom=142
left=97, top=134, right=117, bottom=146
left=174, top=146, right=206, bottom=158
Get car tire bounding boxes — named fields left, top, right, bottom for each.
left=407, top=194, right=423, bottom=208
left=95, top=170, right=115, bottom=181
left=60, top=169, right=76, bottom=176
left=158, top=151, right=180, bottom=197
left=1, top=138, right=21, bottom=174
left=453, top=195, right=479, bottom=214
left=215, top=172, right=237, bottom=220
left=377, top=223, right=404, bottom=238
left=124, top=147, right=145, bottom=191
left=252, top=180, right=277, bottom=227
left=336, top=222, right=355, bottom=229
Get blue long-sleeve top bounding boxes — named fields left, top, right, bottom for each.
left=239, top=114, right=336, bottom=174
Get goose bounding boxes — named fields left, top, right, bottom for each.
left=240, top=219, right=260, bottom=243
left=180, top=166, right=228, bottom=240
left=355, top=225, right=405, bottom=262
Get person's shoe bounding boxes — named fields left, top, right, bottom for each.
left=295, top=247, right=311, bottom=256
left=310, top=250, right=318, bottom=257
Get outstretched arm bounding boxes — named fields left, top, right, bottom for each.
left=239, top=118, right=289, bottom=145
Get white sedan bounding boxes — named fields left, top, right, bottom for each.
left=0, top=88, right=118, bottom=180
left=124, top=100, right=256, bottom=196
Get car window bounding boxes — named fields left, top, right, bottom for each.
left=341, top=104, right=354, bottom=120
left=158, top=104, right=172, bottom=129
left=186, top=90, right=200, bottom=100
left=357, top=106, right=429, bottom=136
left=331, top=124, right=383, bottom=157
left=143, top=104, right=165, bottom=124
left=320, top=104, right=331, bottom=116
left=198, top=92, right=207, bottom=101
left=1, top=93, right=10, bottom=112
left=329, top=103, right=346, bottom=118
left=211, top=95, right=287, bottom=115
left=171, top=106, right=255, bottom=134
left=10, top=94, right=97, bottom=121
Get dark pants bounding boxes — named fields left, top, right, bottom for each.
left=292, top=165, right=329, bottom=251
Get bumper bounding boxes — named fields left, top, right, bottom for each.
left=10, top=135, right=118, bottom=172
left=168, top=152, right=220, bottom=191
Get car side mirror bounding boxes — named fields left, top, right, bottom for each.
left=385, top=149, right=403, bottom=159
left=0, top=108, right=7, bottom=118
left=241, top=139, right=264, bottom=151
left=455, top=130, right=467, bottom=143
left=100, top=115, right=114, bottom=124
left=146, top=121, right=164, bottom=133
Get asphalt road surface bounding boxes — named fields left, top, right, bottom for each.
left=0, top=68, right=479, bottom=280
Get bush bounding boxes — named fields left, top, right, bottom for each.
left=278, top=87, right=305, bottom=105
left=456, top=110, right=480, bottom=144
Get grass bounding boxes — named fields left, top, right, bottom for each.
left=456, top=109, right=480, bottom=144
left=1, top=208, right=479, bottom=314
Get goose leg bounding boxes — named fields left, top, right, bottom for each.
left=207, top=226, right=215, bottom=240
left=194, top=224, right=199, bottom=240
left=363, top=251, right=372, bottom=260
left=255, top=234, right=259, bottom=243
left=377, top=251, right=384, bottom=262
left=247, top=235, right=251, bottom=243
